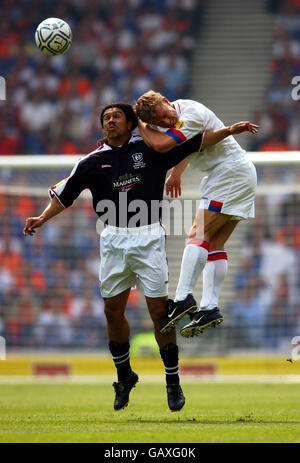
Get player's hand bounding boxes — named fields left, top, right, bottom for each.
left=165, top=174, right=182, bottom=198
left=138, top=119, right=146, bottom=127
left=229, top=122, right=259, bottom=135
left=23, top=217, right=44, bottom=236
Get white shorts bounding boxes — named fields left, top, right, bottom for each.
left=99, top=222, right=168, bottom=299
left=199, top=156, right=257, bottom=220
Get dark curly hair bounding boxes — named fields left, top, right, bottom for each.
left=100, top=102, right=138, bottom=131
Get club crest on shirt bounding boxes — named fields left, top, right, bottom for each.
left=175, top=120, right=184, bottom=130
left=132, top=152, right=146, bottom=169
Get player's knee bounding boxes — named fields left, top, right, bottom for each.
left=104, top=303, right=123, bottom=323
left=104, top=306, right=114, bottom=323
left=209, top=236, right=225, bottom=251
left=188, top=225, right=196, bottom=240
left=148, top=303, right=166, bottom=323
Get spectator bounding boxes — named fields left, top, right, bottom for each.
left=71, top=290, right=105, bottom=348
left=228, top=276, right=272, bottom=348
left=265, top=274, right=297, bottom=348
left=35, top=298, right=72, bottom=348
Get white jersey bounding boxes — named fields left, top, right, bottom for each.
left=152, top=99, right=246, bottom=171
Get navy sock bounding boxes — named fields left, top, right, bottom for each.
left=160, top=343, right=180, bottom=386
left=109, top=340, right=132, bottom=382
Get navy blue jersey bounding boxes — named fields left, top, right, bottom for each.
left=49, top=133, right=202, bottom=226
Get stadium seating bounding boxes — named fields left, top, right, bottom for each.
left=0, top=0, right=203, bottom=155
left=0, top=0, right=202, bottom=349
left=1, top=0, right=300, bottom=353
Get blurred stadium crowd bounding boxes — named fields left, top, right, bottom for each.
left=0, top=0, right=203, bottom=348
left=0, top=188, right=144, bottom=348
left=227, top=0, right=300, bottom=351
left=1, top=0, right=300, bottom=351
left=228, top=192, right=300, bottom=350
left=251, top=0, right=300, bottom=151
left=0, top=0, right=202, bottom=155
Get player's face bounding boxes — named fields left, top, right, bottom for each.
left=152, top=101, right=178, bottom=128
left=102, top=108, right=132, bottom=141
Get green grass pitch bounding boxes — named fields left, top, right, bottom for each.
left=0, top=382, right=300, bottom=443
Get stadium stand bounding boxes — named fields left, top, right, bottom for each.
left=0, top=0, right=203, bottom=155
left=169, top=0, right=300, bottom=354
left=190, top=0, right=274, bottom=150
left=225, top=0, right=300, bottom=353
left=0, top=0, right=203, bottom=349
left=1, top=0, right=300, bottom=355
left=250, top=0, right=300, bottom=152
left=233, top=0, right=300, bottom=352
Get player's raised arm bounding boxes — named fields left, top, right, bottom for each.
left=139, top=121, right=259, bottom=153
left=165, top=122, right=259, bottom=197
left=23, top=196, right=65, bottom=236
left=201, top=122, right=259, bottom=149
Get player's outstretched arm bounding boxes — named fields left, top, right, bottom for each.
left=202, top=122, right=259, bottom=149
left=23, top=196, right=65, bottom=236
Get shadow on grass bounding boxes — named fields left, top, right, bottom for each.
left=90, top=417, right=300, bottom=425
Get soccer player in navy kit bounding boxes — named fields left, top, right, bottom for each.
left=23, top=103, right=248, bottom=412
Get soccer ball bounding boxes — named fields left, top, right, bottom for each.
left=35, top=18, right=72, bottom=56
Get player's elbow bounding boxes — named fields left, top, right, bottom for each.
left=152, top=141, right=166, bottom=152
left=152, top=141, right=172, bottom=153
left=201, top=139, right=208, bottom=150
left=201, top=133, right=212, bottom=149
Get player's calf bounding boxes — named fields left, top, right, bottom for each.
left=160, top=342, right=185, bottom=411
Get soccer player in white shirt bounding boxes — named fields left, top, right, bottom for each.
left=134, top=91, right=258, bottom=337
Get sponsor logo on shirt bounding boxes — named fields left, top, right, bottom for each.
left=112, top=173, right=141, bottom=191
left=132, top=152, right=146, bottom=169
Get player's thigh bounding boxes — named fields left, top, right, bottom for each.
left=133, top=250, right=169, bottom=298
left=188, top=215, right=198, bottom=240
left=209, top=219, right=239, bottom=251
left=103, top=288, right=131, bottom=317
left=194, top=209, right=233, bottom=241
left=130, top=231, right=169, bottom=298
left=100, top=232, right=137, bottom=298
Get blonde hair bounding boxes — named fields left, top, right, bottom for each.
left=134, top=90, right=165, bottom=123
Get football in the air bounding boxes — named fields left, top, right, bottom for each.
left=35, top=17, right=72, bottom=56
